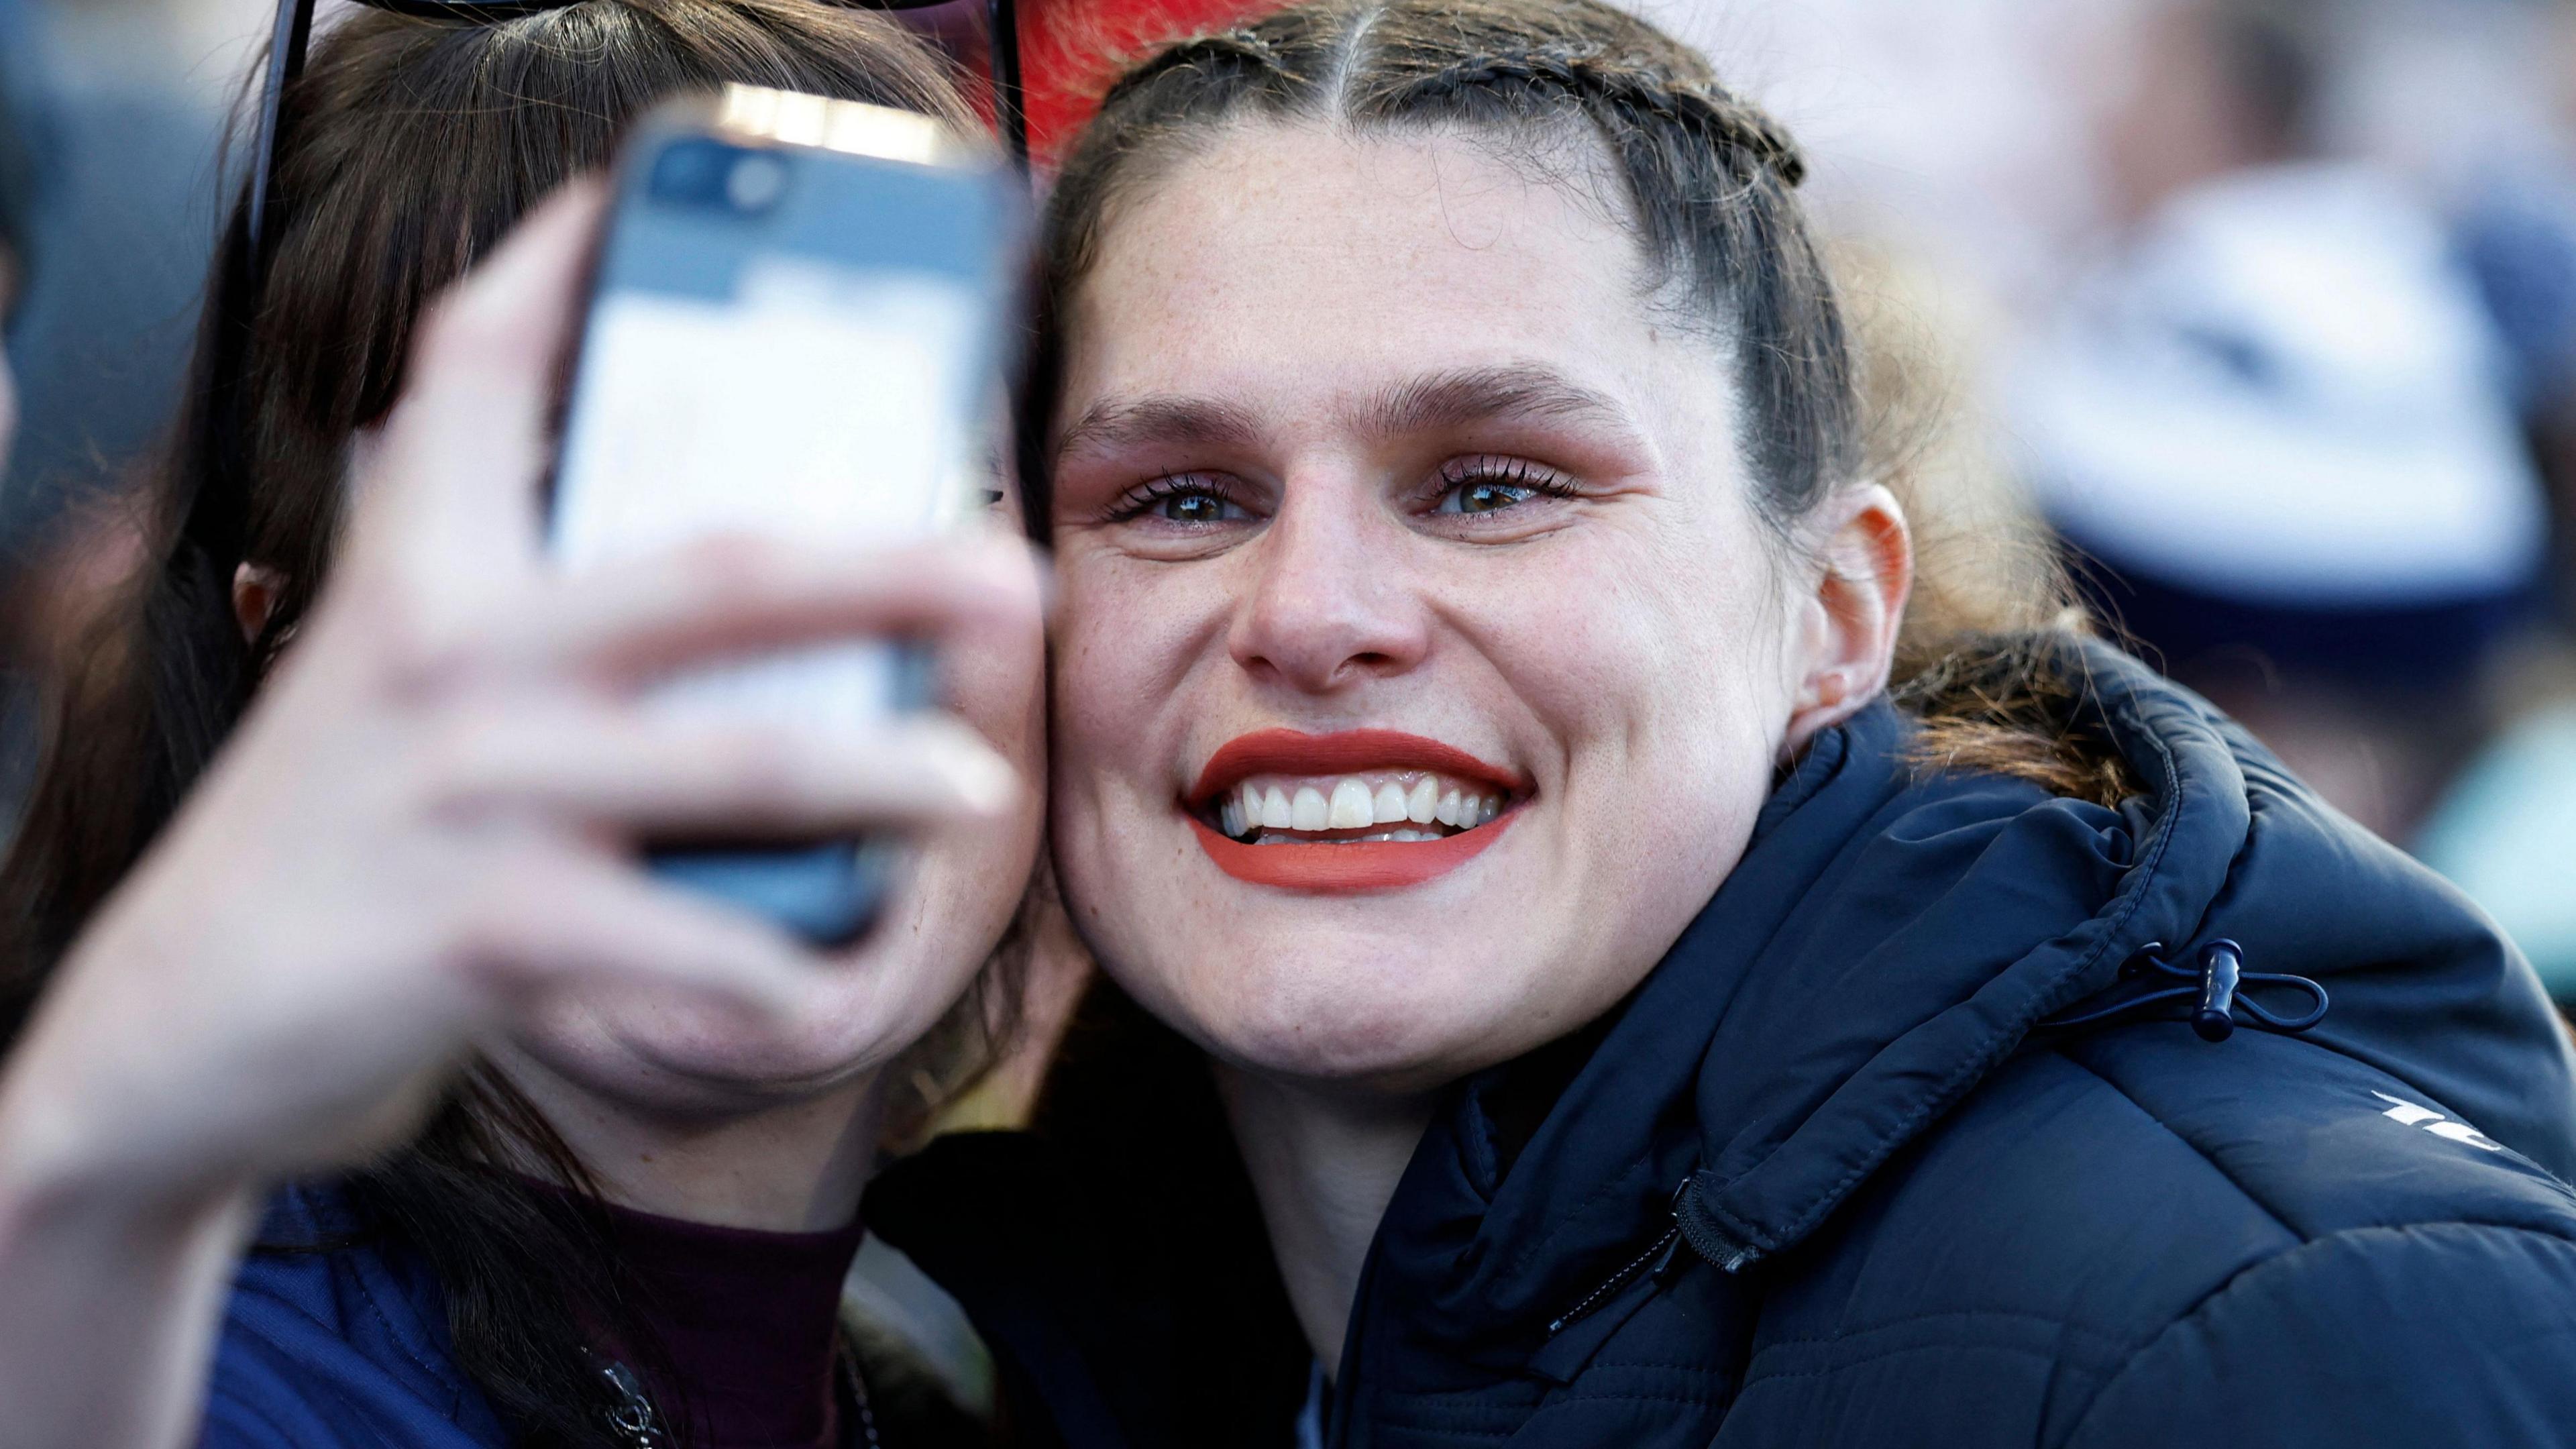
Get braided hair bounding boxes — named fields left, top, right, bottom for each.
left=1032, top=0, right=2135, bottom=805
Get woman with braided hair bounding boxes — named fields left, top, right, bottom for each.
left=867, top=0, right=2576, bottom=1444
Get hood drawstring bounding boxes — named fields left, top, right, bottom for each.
left=2039, top=940, right=2330, bottom=1042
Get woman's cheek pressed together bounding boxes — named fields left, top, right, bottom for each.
left=1044, top=123, right=1810, bottom=1093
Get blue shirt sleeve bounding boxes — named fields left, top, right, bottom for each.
left=199, top=1186, right=508, bottom=1449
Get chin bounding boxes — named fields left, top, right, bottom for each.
left=513, top=987, right=920, bottom=1116
left=1131, top=930, right=1530, bottom=1090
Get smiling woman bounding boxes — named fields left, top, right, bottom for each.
left=864, top=0, right=2576, bottom=1445
left=1024, top=44, right=2108, bottom=1081
left=1040, top=109, right=1902, bottom=1099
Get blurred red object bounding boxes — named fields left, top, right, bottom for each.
left=1019, top=0, right=1279, bottom=163
left=905, top=0, right=1277, bottom=168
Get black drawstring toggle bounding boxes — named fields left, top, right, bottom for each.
left=2193, top=939, right=2243, bottom=1041
left=2039, top=939, right=2329, bottom=1042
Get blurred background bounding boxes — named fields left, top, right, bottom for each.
left=2, top=0, right=2571, bottom=1006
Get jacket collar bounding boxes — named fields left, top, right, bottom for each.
left=1364, top=643, right=2251, bottom=1361
left=1682, top=643, right=2251, bottom=1269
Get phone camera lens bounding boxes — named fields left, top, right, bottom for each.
left=726, top=154, right=789, bottom=213
left=649, top=139, right=731, bottom=205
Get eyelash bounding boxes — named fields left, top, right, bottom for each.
left=1435, top=455, right=1580, bottom=504
left=1102, top=472, right=1246, bottom=524
left=1098, top=455, right=1580, bottom=526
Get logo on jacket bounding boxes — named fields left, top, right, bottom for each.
left=2371, top=1091, right=2504, bottom=1151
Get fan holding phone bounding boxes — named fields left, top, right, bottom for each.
left=0, top=6, right=1045, bottom=1448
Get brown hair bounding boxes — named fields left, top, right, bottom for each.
left=1026, top=0, right=2133, bottom=806
left=0, top=5, right=996, bottom=1443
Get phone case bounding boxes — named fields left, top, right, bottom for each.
left=549, top=87, right=1022, bottom=945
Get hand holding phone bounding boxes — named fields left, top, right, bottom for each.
left=0, top=186, right=1038, bottom=1449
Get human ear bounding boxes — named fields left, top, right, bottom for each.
left=232, top=563, right=286, bottom=645
left=1780, top=484, right=1912, bottom=757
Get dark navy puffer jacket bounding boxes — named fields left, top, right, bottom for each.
left=873, top=645, right=2576, bottom=1449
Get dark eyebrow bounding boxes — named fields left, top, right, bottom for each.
left=1051, top=363, right=1642, bottom=468
left=1357, top=364, right=1640, bottom=441
left=1052, top=394, right=1265, bottom=466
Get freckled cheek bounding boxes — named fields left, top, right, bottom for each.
left=1049, top=555, right=1212, bottom=796
left=1472, top=539, right=1786, bottom=812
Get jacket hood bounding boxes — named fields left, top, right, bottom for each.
left=1358, top=641, right=2576, bottom=1377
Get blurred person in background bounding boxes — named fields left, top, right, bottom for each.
left=863, top=3, right=2576, bottom=1446
left=2013, top=0, right=2551, bottom=843
left=0, top=0, right=36, bottom=470
left=0, top=0, right=258, bottom=553
left=0, top=5, right=1051, bottom=1447
left=1638, top=0, right=2576, bottom=1006
left=2398, top=0, right=2576, bottom=1015
left=0, top=0, right=64, bottom=833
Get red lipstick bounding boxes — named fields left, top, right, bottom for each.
left=1185, top=729, right=1526, bottom=892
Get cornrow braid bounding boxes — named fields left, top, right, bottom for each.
left=1099, top=28, right=1297, bottom=109
left=1399, top=44, right=1806, bottom=186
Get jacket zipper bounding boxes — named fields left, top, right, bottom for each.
left=1545, top=1181, right=1690, bottom=1336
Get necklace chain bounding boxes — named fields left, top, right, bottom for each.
left=598, top=1350, right=881, bottom=1449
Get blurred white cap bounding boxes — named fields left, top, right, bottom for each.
left=2012, top=162, right=2546, bottom=606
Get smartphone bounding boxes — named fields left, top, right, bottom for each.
left=549, top=85, right=1024, bottom=946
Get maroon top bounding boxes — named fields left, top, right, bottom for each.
left=594, top=1197, right=869, bottom=1449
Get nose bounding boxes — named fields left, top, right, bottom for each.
left=1227, top=475, right=1431, bottom=694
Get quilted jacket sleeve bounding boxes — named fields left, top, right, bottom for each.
left=2064, top=1222, right=2576, bottom=1449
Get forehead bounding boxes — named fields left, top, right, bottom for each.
left=1063, top=121, right=1696, bottom=425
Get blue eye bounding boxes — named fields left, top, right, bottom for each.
left=1155, top=490, right=1242, bottom=523
left=1442, top=480, right=1538, bottom=514
left=1112, top=474, right=1251, bottom=525
left=1435, top=458, right=1575, bottom=515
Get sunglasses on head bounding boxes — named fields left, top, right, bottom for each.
left=244, top=0, right=1027, bottom=276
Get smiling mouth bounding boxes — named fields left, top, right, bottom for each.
left=1207, top=771, right=1511, bottom=845
left=1185, top=729, right=1525, bottom=891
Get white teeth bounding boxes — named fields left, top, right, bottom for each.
left=1220, top=771, right=1511, bottom=841
left=1292, top=786, right=1330, bottom=832
left=1373, top=782, right=1409, bottom=824
left=1328, top=779, right=1375, bottom=829
left=1405, top=777, right=1439, bottom=824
